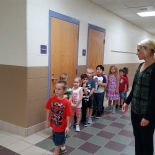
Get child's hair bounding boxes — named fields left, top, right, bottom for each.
left=60, top=73, right=68, bottom=81
left=57, top=81, right=67, bottom=89
left=81, top=74, right=88, bottom=79
left=109, top=65, right=118, bottom=77
left=119, top=69, right=125, bottom=73
left=87, top=68, right=94, bottom=73
left=96, top=65, right=104, bottom=71
left=74, top=77, right=81, bottom=83
left=123, top=67, right=128, bottom=74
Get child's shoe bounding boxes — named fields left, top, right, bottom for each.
left=60, top=147, right=67, bottom=154
left=76, top=124, right=80, bottom=132
left=87, top=118, right=92, bottom=124
left=105, top=107, right=111, bottom=112
left=112, top=108, right=116, bottom=114
left=83, top=121, right=88, bottom=127
left=118, top=105, right=122, bottom=110
left=70, top=123, right=73, bottom=128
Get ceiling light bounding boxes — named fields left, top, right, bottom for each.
left=137, top=11, right=155, bottom=17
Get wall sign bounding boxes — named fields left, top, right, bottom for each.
left=40, top=45, right=47, bottom=54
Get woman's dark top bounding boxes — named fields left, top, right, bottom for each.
left=126, top=62, right=155, bottom=120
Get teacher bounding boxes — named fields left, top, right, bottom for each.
left=122, top=38, right=155, bottom=155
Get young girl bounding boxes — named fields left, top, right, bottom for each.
left=105, top=65, right=120, bottom=114
left=71, top=77, right=83, bottom=132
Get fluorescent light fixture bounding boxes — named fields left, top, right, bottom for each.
left=137, top=11, right=155, bottom=17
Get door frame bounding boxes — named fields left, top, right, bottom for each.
left=48, top=10, right=80, bottom=98
left=86, top=24, right=106, bottom=70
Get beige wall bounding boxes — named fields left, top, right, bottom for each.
left=0, top=63, right=139, bottom=128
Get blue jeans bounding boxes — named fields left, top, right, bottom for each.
left=52, top=130, right=66, bottom=146
left=93, top=92, right=104, bottom=113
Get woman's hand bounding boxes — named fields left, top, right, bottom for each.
left=122, top=103, right=128, bottom=112
left=140, top=118, right=149, bottom=127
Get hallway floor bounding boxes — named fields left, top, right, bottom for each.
left=0, top=110, right=154, bottom=155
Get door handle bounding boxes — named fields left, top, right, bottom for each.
left=51, top=77, right=58, bottom=81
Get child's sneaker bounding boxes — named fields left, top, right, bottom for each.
left=87, top=118, right=92, bottom=124
left=105, top=107, right=111, bottom=112
left=112, top=108, right=116, bottom=114
left=83, top=121, right=88, bottom=127
left=76, top=124, right=80, bottom=132
left=60, top=147, right=67, bottom=154
left=96, top=112, right=101, bottom=119
left=118, top=105, right=122, bottom=110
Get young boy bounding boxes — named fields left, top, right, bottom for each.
left=86, top=68, right=95, bottom=124
left=81, top=74, right=90, bottom=126
left=45, top=81, right=72, bottom=155
left=119, top=69, right=127, bottom=110
left=93, top=65, right=107, bottom=118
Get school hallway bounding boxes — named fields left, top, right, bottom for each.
left=1, top=105, right=154, bottom=155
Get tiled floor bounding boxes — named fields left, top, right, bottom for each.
left=0, top=110, right=155, bottom=155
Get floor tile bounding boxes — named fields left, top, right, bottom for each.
left=22, top=134, right=46, bottom=145
left=6, top=140, right=32, bottom=153
left=0, top=132, right=7, bottom=139
left=104, top=116, right=117, bottom=121
left=69, top=149, right=92, bottom=155
left=120, top=115, right=131, bottom=120
left=35, top=138, right=54, bottom=151
left=87, top=135, right=109, bottom=146
left=112, top=134, right=132, bottom=145
left=123, top=125, right=133, bottom=132
left=110, top=122, right=126, bottom=129
left=91, top=122, right=106, bottom=130
left=104, top=140, right=126, bottom=152
left=36, top=129, right=52, bottom=138
left=103, top=126, right=121, bottom=134
left=115, top=118, right=131, bottom=125
left=0, top=147, right=20, bottom=155
left=43, top=151, right=55, bottom=155
left=82, top=126, right=100, bottom=135
left=122, top=145, right=135, bottom=155
left=118, top=130, right=134, bottom=138
left=110, top=113, right=122, bottom=118
left=68, top=128, right=77, bottom=137
left=78, top=142, right=101, bottom=154
left=96, top=130, right=115, bottom=139
left=19, top=145, right=47, bottom=155
left=129, top=139, right=135, bottom=147
left=66, top=137, right=85, bottom=148
left=96, top=119, right=112, bottom=125
left=73, top=131, right=93, bottom=141
left=96, top=147, right=120, bottom=155
left=0, top=135, right=19, bottom=147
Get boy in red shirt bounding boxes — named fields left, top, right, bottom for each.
left=119, top=69, right=127, bottom=110
left=45, top=81, right=72, bottom=155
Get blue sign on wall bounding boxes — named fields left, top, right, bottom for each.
left=40, top=45, right=47, bottom=54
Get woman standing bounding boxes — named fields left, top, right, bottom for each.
left=122, top=39, right=155, bottom=155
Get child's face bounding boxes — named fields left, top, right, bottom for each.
left=86, top=70, right=93, bottom=78
left=119, top=71, right=124, bottom=76
left=110, top=67, right=116, bottom=74
left=63, top=77, right=69, bottom=83
left=96, top=67, right=103, bottom=76
left=55, top=84, right=66, bottom=97
left=73, top=79, right=80, bottom=87
left=82, top=78, right=88, bottom=84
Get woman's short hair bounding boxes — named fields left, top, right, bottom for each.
left=138, top=38, right=155, bottom=55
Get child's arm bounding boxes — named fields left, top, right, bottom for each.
left=98, top=76, right=107, bottom=87
left=83, top=83, right=89, bottom=95
left=46, top=110, right=50, bottom=128
left=76, top=88, right=83, bottom=107
left=65, top=116, right=70, bottom=134
left=89, top=88, right=95, bottom=97
left=124, top=84, right=127, bottom=93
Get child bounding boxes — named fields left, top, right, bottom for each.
left=45, top=81, right=72, bottom=155
left=71, top=77, right=83, bottom=132
left=86, top=68, right=95, bottom=124
left=93, top=65, right=107, bottom=118
left=119, top=69, right=127, bottom=110
left=59, top=73, right=72, bottom=101
left=105, top=65, right=120, bottom=114
left=81, top=74, right=90, bottom=126
left=123, top=67, right=129, bottom=97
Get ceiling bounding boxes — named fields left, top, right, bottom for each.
left=90, top=0, right=155, bottom=35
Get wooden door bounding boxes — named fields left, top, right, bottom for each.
left=87, top=28, right=105, bottom=72
left=50, top=17, right=78, bottom=96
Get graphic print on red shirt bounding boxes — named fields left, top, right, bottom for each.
left=45, top=96, right=72, bottom=132
left=119, top=76, right=127, bottom=92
